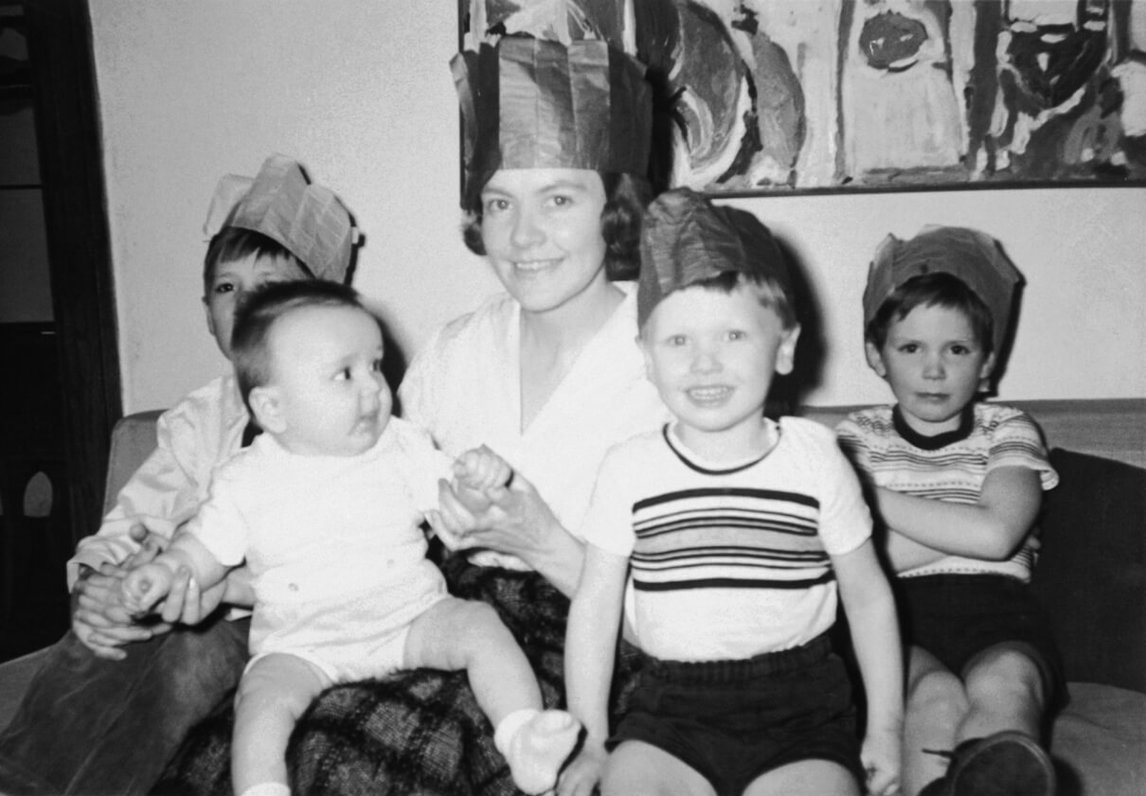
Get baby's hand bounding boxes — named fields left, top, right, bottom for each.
left=120, top=561, right=176, bottom=617
left=454, top=445, right=512, bottom=494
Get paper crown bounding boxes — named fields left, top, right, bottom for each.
left=638, top=188, right=792, bottom=328
left=863, top=225, right=1022, bottom=353
left=202, top=154, right=358, bottom=284
left=451, top=35, right=653, bottom=206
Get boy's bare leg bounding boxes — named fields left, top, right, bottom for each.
left=958, top=643, right=1047, bottom=742
left=600, top=740, right=715, bottom=796
left=902, top=647, right=967, bottom=795
left=745, top=759, right=860, bottom=796
left=231, top=653, right=330, bottom=796
left=404, top=597, right=579, bottom=794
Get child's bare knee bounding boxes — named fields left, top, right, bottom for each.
left=907, top=669, right=967, bottom=718
left=964, top=647, right=1045, bottom=704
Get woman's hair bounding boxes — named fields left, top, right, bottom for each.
left=865, top=271, right=994, bottom=353
left=202, top=226, right=308, bottom=296
left=230, top=279, right=366, bottom=410
left=460, top=171, right=654, bottom=281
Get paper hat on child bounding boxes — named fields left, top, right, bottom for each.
left=638, top=188, right=792, bottom=328
left=863, top=225, right=1022, bottom=354
left=450, top=35, right=653, bottom=207
left=202, top=154, right=358, bottom=284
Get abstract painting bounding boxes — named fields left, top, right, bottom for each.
left=460, top=0, right=1146, bottom=194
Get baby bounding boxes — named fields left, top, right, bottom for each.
left=119, top=280, right=578, bottom=796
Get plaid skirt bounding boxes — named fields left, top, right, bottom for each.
left=152, top=553, right=642, bottom=796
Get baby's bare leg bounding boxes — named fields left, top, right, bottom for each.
left=231, top=653, right=331, bottom=796
left=405, top=597, right=579, bottom=794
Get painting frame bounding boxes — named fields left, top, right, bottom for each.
left=458, top=0, right=1146, bottom=196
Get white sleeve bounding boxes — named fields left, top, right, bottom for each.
left=578, top=447, right=637, bottom=556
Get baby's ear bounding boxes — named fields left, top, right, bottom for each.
left=248, top=386, right=286, bottom=434
left=864, top=341, right=888, bottom=378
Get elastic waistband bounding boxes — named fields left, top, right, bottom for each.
left=641, top=633, right=832, bottom=685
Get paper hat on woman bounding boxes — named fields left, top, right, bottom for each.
left=863, top=225, right=1022, bottom=354
left=451, top=35, right=653, bottom=206
left=202, top=154, right=358, bottom=284
left=637, top=187, right=791, bottom=328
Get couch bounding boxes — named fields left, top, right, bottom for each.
left=2, top=399, right=1143, bottom=795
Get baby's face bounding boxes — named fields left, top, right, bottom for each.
left=204, top=253, right=308, bottom=360
left=263, top=304, right=391, bottom=456
left=641, top=284, right=798, bottom=459
left=865, top=303, right=995, bottom=436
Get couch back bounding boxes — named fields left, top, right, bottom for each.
left=103, top=399, right=1146, bottom=692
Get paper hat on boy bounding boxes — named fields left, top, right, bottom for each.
left=202, top=154, right=357, bottom=284
left=450, top=35, right=653, bottom=206
left=863, top=225, right=1022, bottom=353
left=638, top=188, right=791, bottom=328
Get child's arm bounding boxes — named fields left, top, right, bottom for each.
left=558, top=543, right=628, bottom=796
left=119, top=532, right=231, bottom=619
left=875, top=465, right=1043, bottom=564
left=451, top=444, right=513, bottom=513
left=832, top=538, right=904, bottom=796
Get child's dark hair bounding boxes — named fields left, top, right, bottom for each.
left=203, top=226, right=309, bottom=296
left=460, top=171, right=654, bottom=281
left=230, top=279, right=368, bottom=411
left=865, top=271, right=994, bottom=352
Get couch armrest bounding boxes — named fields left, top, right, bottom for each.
left=102, top=410, right=163, bottom=515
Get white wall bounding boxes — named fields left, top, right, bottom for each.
left=90, top=2, right=1146, bottom=414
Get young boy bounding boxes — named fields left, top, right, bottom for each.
left=836, top=225, right=1061, bottom=796
left=118, top=280, right=581, bottom=796
left=0, top=155, right=356, bottom=796
left=559, top=188, right=903, bottom=796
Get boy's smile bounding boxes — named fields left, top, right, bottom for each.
left=641, top=285, right=799, bottom=462
left=866, top=303, right=995, bottom=436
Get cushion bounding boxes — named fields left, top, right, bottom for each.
left=1031, top=449, right=1146, bottom=693
left=1049, top=683, right=1146, bottom=796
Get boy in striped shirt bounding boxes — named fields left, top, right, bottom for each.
left=559, top=188, right=903, bottom=796
left=836, top=226, right=1060, bottom=796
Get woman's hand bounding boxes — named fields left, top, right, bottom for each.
left=426, top=469, right=586, bottom=595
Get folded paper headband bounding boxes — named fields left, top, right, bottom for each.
left=863, top=225, right=1022, bottom=354
left=638, top=188, right=792, bottom=328
left=451, top=35, right=653, bottom=207
left=202, top=154, right=358, bottom=284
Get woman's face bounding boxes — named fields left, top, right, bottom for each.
left=479, top=168, right=609, bottom=315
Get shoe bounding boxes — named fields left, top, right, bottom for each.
left=919, top=731, right=1056, bottom=796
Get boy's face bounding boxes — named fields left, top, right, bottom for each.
left=865, top=302, right=996, bottom=436
left=204, top=252, right=308, bottom=360
left=251, top=304, right=391, bottom=457
left=641, top=284, right=799, bottom=459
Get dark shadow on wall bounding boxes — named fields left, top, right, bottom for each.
left=767, top=237, right=827, bottom=417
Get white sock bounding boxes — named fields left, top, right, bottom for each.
left=494, top=708, right=581, bottom=794
left=238, top=783, right=291, bottom=796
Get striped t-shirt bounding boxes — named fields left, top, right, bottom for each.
left=836, top=402, right=1058, bottom=582
left=582, top=417, right=871, bottom=662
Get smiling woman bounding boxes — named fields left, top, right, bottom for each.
left=157, top=34, right=670, bottom=796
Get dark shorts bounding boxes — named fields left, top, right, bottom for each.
left=896, top=574, right=1065, bottom=704
left=609, top=634, right=862, bottom=796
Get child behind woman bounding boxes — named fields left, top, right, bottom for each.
left=836, top=226, right=1060, bottom=796
left=119, top=280, right=580, bottom=796
left=0, top=154, right=355, bottom=796
left=560, top=188, right=903, bottom=796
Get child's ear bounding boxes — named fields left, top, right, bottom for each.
left=202, top=297, right=216, bottom=337
left=774, top=325, right=801, bottom=376
left=864, top=341, right=888, bottom=378
left=637, top=334, right=656, bottom=382
left=248, top=385, right=287, bottom=435
left=978, top=351, right=997, bottom=391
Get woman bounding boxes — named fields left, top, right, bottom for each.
left=156, top=35, right=667, bottom=796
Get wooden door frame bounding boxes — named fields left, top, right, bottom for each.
left=24, top=0, right=121, bottom=543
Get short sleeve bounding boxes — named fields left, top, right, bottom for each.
left=835, top=414, right=873, bottom=477
left=987, top=410, right=1059, bottom=491
left=812, top=425, right=873, bottom=556
left=578, top=446, right=638, bottom=556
